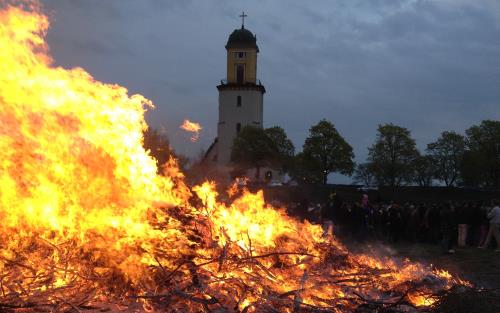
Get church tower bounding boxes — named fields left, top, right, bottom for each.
left=215, top=13, right=265, bottom=165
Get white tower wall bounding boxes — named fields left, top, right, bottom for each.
left=217, top=89, right=264, bottom=164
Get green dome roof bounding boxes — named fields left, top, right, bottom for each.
left=225, top=27, right=259, bottom=52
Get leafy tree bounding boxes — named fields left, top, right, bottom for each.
left=143, top=128, right=173, bottom=167
left=231, top=126, right=295, bottom=179
left=301, top=120, right=354, bottom=185
left=353, top=163, right=375, bottom=186
left=463, top=120, right=500, bottom=187
left=230, top=126, right=275, bottom=179
left=368, top=123, right=418, bottom=187
left=461, top=151, right=483, bottom=187
left=412, top=154, right=436, bottom=187
left=289, top=152, right=323, bottom=184
left=264, top=126, right=295, bottom=170
left=143, top=127, right=189, bottom=173
left=426, top=131, right=466, bottom=187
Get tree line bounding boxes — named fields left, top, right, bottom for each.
left=230, top=120, right=500, bottom=188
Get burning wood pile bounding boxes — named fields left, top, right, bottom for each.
left=0, top=191, right=470, bottom=313
left=0, top=2, right=470, bottom=312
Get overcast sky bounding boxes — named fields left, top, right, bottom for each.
left=40, top=0, right=500, bottom=183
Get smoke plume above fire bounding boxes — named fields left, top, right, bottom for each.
left=0, top=2, right=468, bottom=312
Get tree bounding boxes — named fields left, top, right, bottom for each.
left=353, top=163, right=375, bottom=186
left=143, top=127, right=189, bottom=173
left=426, top=131, right=466, bottom=187
left=289, top=152, right=322, bottom=184
left=264, top=126, right=295, bottom=170
left=231, top=126, right=274, bottom=179
left=143, top=128, right=173, bottom=168
left=462, top=120, right=500, bottom=188
left=461, top=151, right=483, bottom=187
left=231, top=125, right=295, bottom=179
left=412, top=154, right=436, bottom=187
left=301, top=120, right=355, bottom=185
left=368, top=123, right=418, bottom=188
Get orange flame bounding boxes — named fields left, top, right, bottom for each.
left=0, top=3, right=469, bottom=312
left=0, top=2, right=191, bottom=289
left=180, top=119, right=202, bottom=142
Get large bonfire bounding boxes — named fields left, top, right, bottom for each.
left=0, top=3, right=469, bottom=312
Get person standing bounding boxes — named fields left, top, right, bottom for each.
left=456, top=202, right=469, bottom=247
left=440, top=202, right=457, bottom=254
left=389, top=202, right=403, bottom=243
left=407, top=205, right=420, bottom=243
left=361, top=194, right=371, bottom=235
left=469, top=202, right=482, bottom=246
left=428, top=204, right=441, bottom=244
left=477, top=203, right=490, bottom=247
left=480, top=199, right=500, bottom=251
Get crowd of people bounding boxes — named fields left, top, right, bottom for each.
left=286, top=194, right=500, bottom=254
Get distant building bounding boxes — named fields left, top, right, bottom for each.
left=205, top=19, right=266, bottom=168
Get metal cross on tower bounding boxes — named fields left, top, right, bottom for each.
left=240, top=11, right=247, bottom=28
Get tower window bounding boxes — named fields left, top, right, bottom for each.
left=237, top=95, right=242, bottom=107
left=234, top=52, right=247, bottom=59
left=236, top=64, right=245, bottom=84
left=236, top=123, right=241, bottom=133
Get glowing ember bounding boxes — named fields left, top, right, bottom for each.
left=180, top=119, right=202, bottom=142
left=0, top=3, right=469, bottom=312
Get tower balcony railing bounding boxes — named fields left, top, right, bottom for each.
left=219, top=78, right=264, bottom=86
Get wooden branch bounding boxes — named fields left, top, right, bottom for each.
left=53, top=296, right=83, bottom=313
left=239, top=251, right=318, bottom=261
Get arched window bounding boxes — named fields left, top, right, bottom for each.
left=236, top=123, right=241, bottom=133
left=237, top=95, right=242, bottom=107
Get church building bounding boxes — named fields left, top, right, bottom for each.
left=205, top=15, right=266, bottom=169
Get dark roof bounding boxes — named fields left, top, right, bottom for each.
left=225, top=27, right=259, bottom=52
left=203, top=138, right=218, bottom=163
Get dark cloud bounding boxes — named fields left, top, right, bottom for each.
left=39, top=0, right=500, bottom=182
